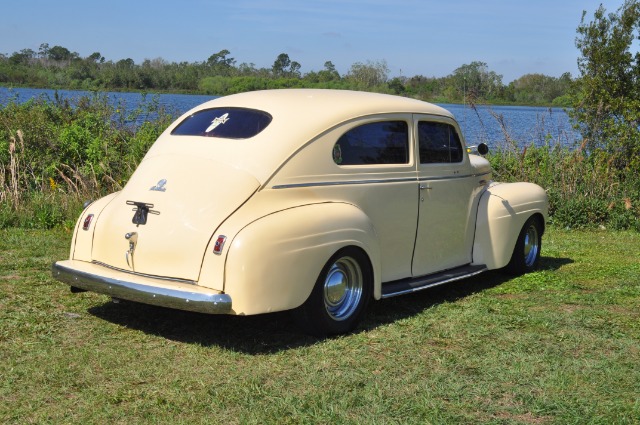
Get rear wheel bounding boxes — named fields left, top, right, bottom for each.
left=505, top=216, right=542, bottom=275
left=293, top=247, right=372, bottom=336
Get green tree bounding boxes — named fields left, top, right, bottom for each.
left=450, top=61, right=503, bottom=102
left=346, top=60, right=389, bottom=88
left=319, top=60, right=340, bottom=81
left=9, top=48, right=36, bottom=65
left=272, top=53, right=292, bottom=77
left=88, top=52, right=105, bottom=63
left=387, top=77, right=406, bottom=94
left=207, top=49, right=236, bottom=76
left=271, top=53, right=302, bottom=78
left=571, top=0, right=640, bottom=166
left=289, top=61, right=302, bottom=78
left=38, top=43, right=50, bottom=59
left=509, top=73, right=571, bottom=104
left=48, top=45, right=76, bottom=62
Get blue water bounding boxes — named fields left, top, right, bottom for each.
left=441, top=103, right=579, bottom=148
left=0, top=86, right=215, bottom=117
left=0, top=86, right=580, bottom=148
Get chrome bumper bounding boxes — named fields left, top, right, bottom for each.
left=52, top=261, right=232, bottom=314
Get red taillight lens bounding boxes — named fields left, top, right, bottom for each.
left=213, top=235, right=226, bottom=255
left=82, top=214, right=94, bottom=231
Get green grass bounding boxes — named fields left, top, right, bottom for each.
left=1, top=227, right=639, bottom=424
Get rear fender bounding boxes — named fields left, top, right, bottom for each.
left=222, top=202, right=380, bottom=316
left=71, top=192, right=120, bottom=262
left=473, top=182, right=548, bottom=269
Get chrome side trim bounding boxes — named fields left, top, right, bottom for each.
left=272, top=177, right=417, bottom=190
left=92, top=261, right=197, bottom=285
left=52, top=262, right=232, bottom=315
left=417, top=171, right=491, bottom=181
left=272, top=171, right=491, bottom=190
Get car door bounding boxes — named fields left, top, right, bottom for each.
left=411, top=116, right=483, bottom=277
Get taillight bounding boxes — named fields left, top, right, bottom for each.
left=82, top=214, right=94, bottom=231
left=213, top=235, right=226, bottom=255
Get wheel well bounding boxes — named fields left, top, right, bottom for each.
left=338, top=245, right=375, bottom=299
left=530, top=213, right=546, bottom=235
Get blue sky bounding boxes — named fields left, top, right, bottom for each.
left=0, top=0, right=625, bottom=83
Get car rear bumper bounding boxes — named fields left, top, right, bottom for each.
left=52, top=260, right=232, bottom=314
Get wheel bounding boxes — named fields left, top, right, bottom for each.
left=505, top=216, right=542, bottom=275
left=293, top=247, right=372, bottom=336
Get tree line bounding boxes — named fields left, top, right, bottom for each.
left=0, top=44, right=571, bottom=106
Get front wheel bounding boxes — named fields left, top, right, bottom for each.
left=293, top=247, right=372, bottom=336
left=505, top=216, right=543, bottom=275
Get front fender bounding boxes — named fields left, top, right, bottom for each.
left=222, top=202, right=380, bottom=316
left=473, top=182, right=548, bottom=269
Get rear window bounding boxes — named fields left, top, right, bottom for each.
left=171, top=107, right=272, bottom=139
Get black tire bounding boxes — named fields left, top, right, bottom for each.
left=293, top=247, right=372, bottom=336
left=505, top=216, right=543, bottom=275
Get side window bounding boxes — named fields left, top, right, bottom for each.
left=418, top=121, right=463, bottom=164
left=333, top=121, right=409, bottom=165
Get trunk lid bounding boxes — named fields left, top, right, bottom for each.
left=91, top=153, right=259, bottom=281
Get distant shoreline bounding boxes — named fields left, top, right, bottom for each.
left=0, top=84, right=567, bottom=108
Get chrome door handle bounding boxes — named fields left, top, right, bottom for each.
left=420, top=185, right=432, bottom=190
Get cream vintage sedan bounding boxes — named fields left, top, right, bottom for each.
left=52, top=89, right=548, bottom=336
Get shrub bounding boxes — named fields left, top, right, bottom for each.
left=488, top=140, right=639, bottom=230
left=0, top=93, right=174, bottom=228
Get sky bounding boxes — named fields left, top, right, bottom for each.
left=0, top=0, right=627, bottom=83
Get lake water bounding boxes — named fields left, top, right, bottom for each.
left=0, top=86, right=580, bottom=148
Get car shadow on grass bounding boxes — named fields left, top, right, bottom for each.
left=87, top=255, right=572, bottom=354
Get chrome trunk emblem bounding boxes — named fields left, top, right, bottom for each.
left=150, top=179, right=167, bottom=192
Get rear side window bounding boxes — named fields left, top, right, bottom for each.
left=171, top=107, right=272, bottom=139
left=333, top=121, right=409, bottom=165
left=418, top=121, right=463, bottom=163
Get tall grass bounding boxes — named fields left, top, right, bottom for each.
left=0, top=92, right=174, bottom=229
left=0, top=95, right=638, bottom=230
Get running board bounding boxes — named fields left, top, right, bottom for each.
left=381, top=264, right=487, bottom=299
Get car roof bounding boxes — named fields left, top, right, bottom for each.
left=193, top=88, right=452, bottom=122
left=151, top=89, right=455, bottom=184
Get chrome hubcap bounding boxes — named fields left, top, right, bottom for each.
left=323, top=256, right=363, bottom=321
left=523, top=224, right=540, bottom=267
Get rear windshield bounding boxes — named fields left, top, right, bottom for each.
left=171, top=107, right=272, bottom=139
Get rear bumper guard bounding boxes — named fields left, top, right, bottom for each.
left=52, top=261, right=232, bottom=315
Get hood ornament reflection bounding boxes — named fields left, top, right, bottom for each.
left=206, top=112, right=230, bottom=132
left=150, top=179, right=167, bottom=192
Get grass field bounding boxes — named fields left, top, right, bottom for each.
left=1, top=226, right=639, bottom=424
